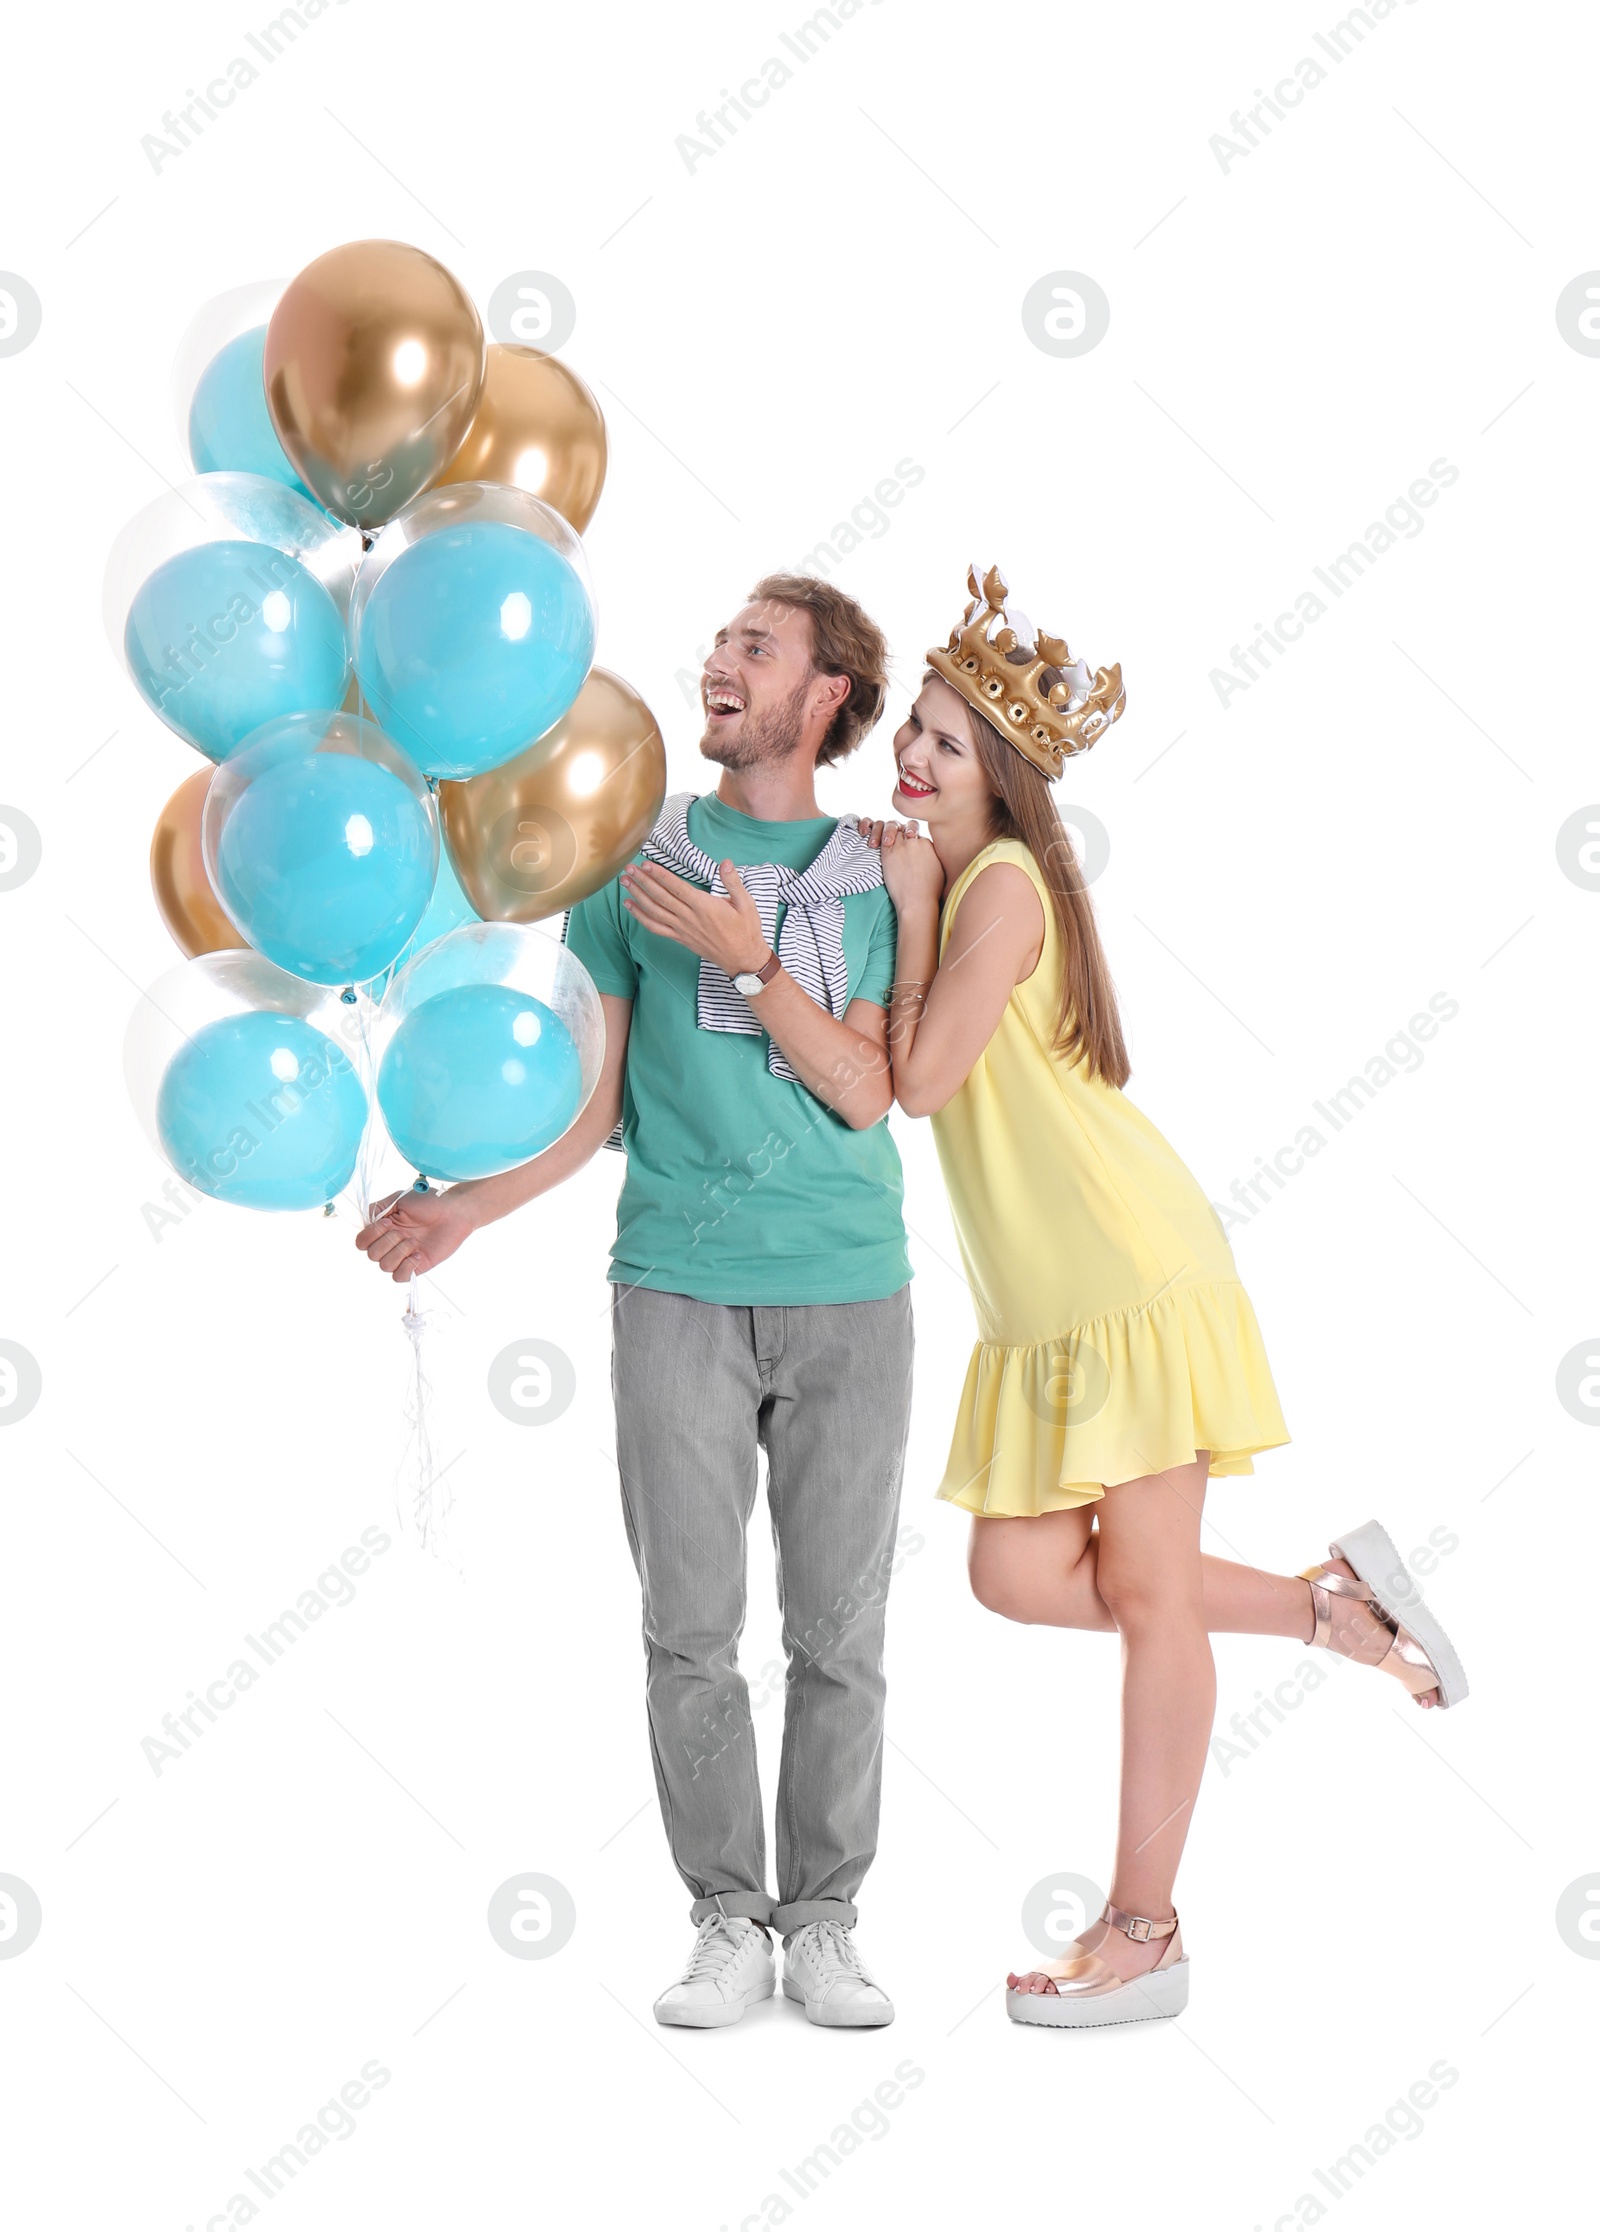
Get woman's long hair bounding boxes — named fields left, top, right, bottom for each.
left=961, top=693, right=1130, bottom=1087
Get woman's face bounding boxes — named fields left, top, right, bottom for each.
left=891, top=676, right=995, bottom=829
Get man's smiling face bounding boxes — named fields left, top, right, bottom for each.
left=699, top=599, right=819, bottom=769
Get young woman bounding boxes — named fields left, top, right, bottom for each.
left=866, top=567, right=1467, bottom=2030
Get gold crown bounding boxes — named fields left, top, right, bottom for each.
left=926, top=563, right=1125, bottom=777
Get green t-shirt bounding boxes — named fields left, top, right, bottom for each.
left=565, top=793, right=911, bottom=1305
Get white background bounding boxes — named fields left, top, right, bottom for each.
left=1, top=1, right=1595, bottom=2226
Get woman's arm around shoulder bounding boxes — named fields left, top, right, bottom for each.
left=877, top=836, right=1045, bottom=1118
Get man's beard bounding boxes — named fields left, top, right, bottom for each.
left=699, top=677, right=811, bottom=770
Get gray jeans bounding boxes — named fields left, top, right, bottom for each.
left=611, top=1284, right=914, bottom=1933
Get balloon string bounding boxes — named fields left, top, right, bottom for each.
left=350, top=988, right=380, bottom=1225
left=397, top=1271, right=460, bottom=1571
left=343, top=975, right=454, bottom=1567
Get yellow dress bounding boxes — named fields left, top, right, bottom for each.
left=931, top=839, right=1289, bottom=1516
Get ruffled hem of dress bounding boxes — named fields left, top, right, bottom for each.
left=936, top=1279, right=1290, bottom=1517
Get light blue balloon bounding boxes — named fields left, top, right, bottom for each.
left=188, top=327, right=314, bottom=498
left=394, top=842, right=479, bottom=964
left=361, top=845, right=481, bottom=1000
left=356, top=521, right=594, bottom=780
left=377, top=984, right=582, bottom=1181
left=125, top=540, right=349, bottom=762
left=212, top=746, right=437, bottom=986
left=157, top=1012, right=368, bottom=1210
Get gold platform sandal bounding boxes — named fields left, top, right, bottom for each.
left=1007, top=1902, right=1189, bottom=2030
left=1302, top=1518, right=1469, bottom=1709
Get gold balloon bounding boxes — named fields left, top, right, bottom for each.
left=150, top=768, right=247, bottom=959
left=436, top=344, right=608, bottom=532
left=439, top=669, right=666, bottom=922
left=264, top=240, right=484, bottom=529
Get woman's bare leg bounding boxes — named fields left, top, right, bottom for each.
left=969, top=1503, right=1314, bottom=1639
left=1096, top=1457, right=1213, bottom=1950
left=967, top=1493, right=1439, bottom=1703
left=1010, top=1454, right=1215, bottom=1992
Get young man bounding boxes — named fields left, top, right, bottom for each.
left=357, top=576, right=913, bottom=2030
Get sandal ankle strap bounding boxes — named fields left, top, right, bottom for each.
left=1300, top=1564, right=1398, bottom=1654
left=1299, top=1562, right=1373, bottom=1601
left=1101, top=1900, right=1178, bottom=1944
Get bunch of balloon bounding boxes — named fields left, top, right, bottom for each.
left=115, top=237, right=668, bottom=1212
left=107, top=240, right=668, bottom=1549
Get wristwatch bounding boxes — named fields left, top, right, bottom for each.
left=732, top=949, right=782, bottom=997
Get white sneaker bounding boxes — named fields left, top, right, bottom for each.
left=653, top=1916, right=775, bottom=2029
left=782, top=1920, right=894, bottom=2028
